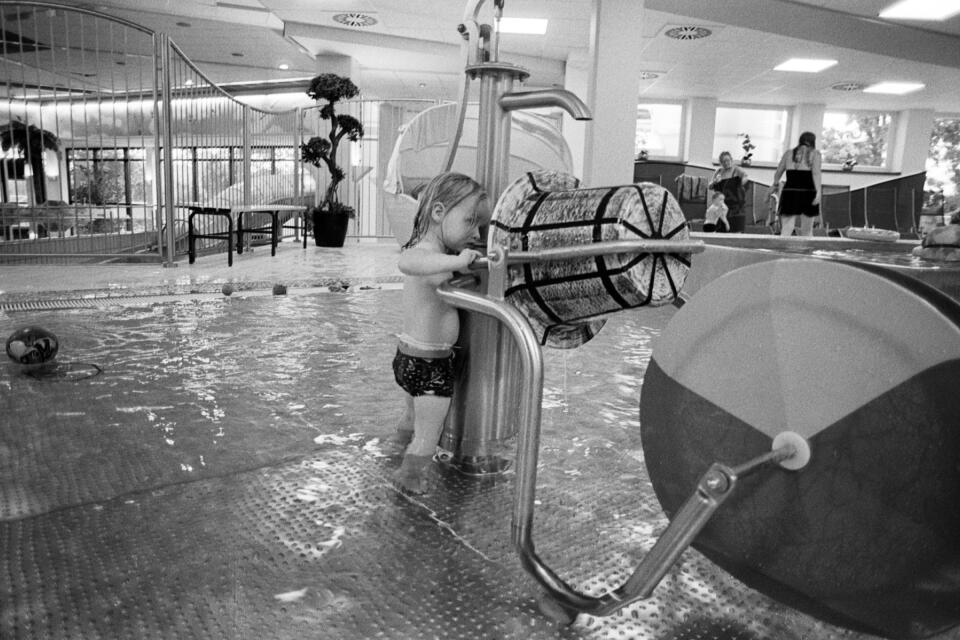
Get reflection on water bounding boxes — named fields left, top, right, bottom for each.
left=0, top=290, right=673, bottom=520
left=0, top=287, right=915, bottom=639
left=0, top=291, right=405, bottom=519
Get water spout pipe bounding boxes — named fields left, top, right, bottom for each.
left=499, top=89, right=592, bottom=120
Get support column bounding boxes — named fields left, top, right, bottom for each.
left=563, top=52, right=589, bottom=180
left=891, top=109, right=934, bottom=174
left=314, top=54, right=359, bottom=80
left=685, top=97, right=718, bottom=166
left=791, top=103, right=826, bottom=145
left=582, top=0, right=646, bottom=188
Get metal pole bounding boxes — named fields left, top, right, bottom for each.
left=157, top=33, right=177, bottom=267
left=242, top=105, right=251, bottom=208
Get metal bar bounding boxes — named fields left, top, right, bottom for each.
left=471, top=239, right=704, bottom=270
left=158, top=33, right=177, bottom=266
left=438, top=278, right=794, bottom=619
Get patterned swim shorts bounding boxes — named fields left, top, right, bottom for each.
left=392, top=348, right=456, bottom=397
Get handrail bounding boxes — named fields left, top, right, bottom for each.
left=469, top=238, right=705, bottom=272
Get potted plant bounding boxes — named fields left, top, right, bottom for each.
left=738, top=133, right=755, bottom=166
left=300, top=73, right=364, bottom=247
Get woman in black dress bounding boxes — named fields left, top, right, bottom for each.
left=769, top=131, right=822, bottom=237
left=707, top=151, right=749, bottom=232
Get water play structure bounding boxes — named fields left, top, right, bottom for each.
left=382, top=102, right=574, bottom=245
left=436, top=2, right=960, bottom=638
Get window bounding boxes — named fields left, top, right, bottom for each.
left=821, top=111, right=892, bottom=168
left=635, top=103, right=683, bottom=159
left=926, top=116, right=960, bottom=210
left=67, top=148, right=147, bottom=204
left=714, top=106, right=788, bottom=164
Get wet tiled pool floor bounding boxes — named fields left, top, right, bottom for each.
left=0, top=240, right=954, bottom=639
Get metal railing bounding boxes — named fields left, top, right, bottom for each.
left=0, top=2, right=442, bottom=263
left=437, top=240, right=809, bottom=619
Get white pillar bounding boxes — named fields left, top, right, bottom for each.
left=791, top=103, right=826, bottom=145
left=314, top=54, right=359, bottom=80
left=563, top=52, right=590, bottom=181
left=685, top=97, right=718, bottom=167
left=891, top=109, right=934, bottom=174
left=582, top=0, right=646, bottom=188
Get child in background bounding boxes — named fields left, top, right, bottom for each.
left=703, top=190, right=729, bottom=232
left=388, top=172, right=487, bottom=493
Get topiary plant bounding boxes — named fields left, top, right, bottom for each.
left=300, top=73, right=364, bottom=218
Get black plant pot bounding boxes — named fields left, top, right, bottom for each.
left=312, top=208, right=352, bottom=247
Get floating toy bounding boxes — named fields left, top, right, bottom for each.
left=5, top=326, right=59, bottom=366
left=912, top=223, right=960, bottom=262
left=844, top=226, right=900, bottom=242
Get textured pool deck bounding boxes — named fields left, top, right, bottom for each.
left=2, top=239, right=959, bottom=640
left=0, top=238, right=404, bottom=302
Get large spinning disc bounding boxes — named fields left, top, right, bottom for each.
left=640, top=258, right=960, bottom=640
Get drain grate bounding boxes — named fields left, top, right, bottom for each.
left=0, top=280, right=404, bottom=312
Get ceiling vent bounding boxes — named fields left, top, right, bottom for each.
left=831, top=82, right=865, bottom=92
left=664, top=26, right=712, bottom=40
left=333, top=13, right=377, bottom=28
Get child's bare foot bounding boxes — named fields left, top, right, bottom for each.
left=391, top=454, right=432, bottom=494
left=381, top=429, right=414, bottom=456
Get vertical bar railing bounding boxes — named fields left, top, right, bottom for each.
left=157, top=33, right=176, bottom=266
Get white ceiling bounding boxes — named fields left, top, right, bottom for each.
left=20, top=0, right=960, bottom=113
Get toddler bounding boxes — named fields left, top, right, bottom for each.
left=387, top=172, right=487, bottom=493
left=703, top=190, right=729, bottom=232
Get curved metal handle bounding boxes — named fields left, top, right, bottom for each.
left=437, top=280, right=798, bottom=618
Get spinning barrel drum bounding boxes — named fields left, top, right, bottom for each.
left=640, top=259, right=960, bottom=639
left=488, top=170, right=692, bottom=347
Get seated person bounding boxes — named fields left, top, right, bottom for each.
left=703, top=191, right=729, bottom=233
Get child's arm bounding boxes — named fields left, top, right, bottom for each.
left=398, top=247, right=482, bottom=276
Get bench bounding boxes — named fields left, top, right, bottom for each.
left=187, top=204, right=308, bottom=266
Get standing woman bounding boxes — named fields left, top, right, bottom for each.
left=708, top=151, right=749, bottom=232
left=769, top=131, right=822, bottom=237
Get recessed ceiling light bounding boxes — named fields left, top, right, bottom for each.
left=831, top=81, right=865, bottom=92
left=863, top=81, right=925, bottom=94
left=498, top=17, right=547, bottom=35
left=774, top=58, right=837, bottom=72
left=664, top=26, right=712, bottom=40
left=332, top=12, right=377, bottom=27
left=879, top=0, right=960, bottom=21
left=278, top=63, right=290, bottom=70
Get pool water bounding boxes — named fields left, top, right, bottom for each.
left=0, top=288, right=923, bottom=639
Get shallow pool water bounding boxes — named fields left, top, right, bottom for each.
left=0, top=288, right=915, bottom=639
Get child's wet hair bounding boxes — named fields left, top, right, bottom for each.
left=403, top=172, right=487, bottom=250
